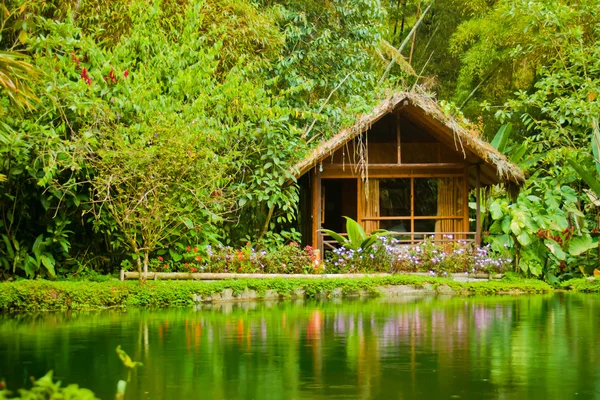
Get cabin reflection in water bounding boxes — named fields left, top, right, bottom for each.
left=293, top=92, right=524, bottom=252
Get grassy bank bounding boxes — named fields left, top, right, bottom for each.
left=561, top=278, right=600, bottom=292
left=0, top=275, right=553, bottom=312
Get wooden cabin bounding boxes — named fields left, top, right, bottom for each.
left=293, top=92, right=524, bottom=253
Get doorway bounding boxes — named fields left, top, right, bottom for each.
left=321, top=179, right=357, bottom=234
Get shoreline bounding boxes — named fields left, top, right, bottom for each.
left=0, top=274, right=563, bottom=312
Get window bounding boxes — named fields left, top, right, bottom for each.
left=362, top=177, right=465, bottom=239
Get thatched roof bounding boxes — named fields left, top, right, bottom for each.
left=292, top=91, right=525, bottom=187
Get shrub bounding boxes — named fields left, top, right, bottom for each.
left=388, top=236, right=512, bottom=275
left=148, top=242, right=318, bottom=274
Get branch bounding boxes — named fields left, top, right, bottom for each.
left=379, top=3, right=432, bottom=84
left=301, top=72, right=351, bottom=140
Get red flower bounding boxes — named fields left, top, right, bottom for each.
left=238, top=267, right=242, bottom=272
left=186, top=246, right=191, bottom=251
left=185, top=263, right=189, bottom=267
left=158, top=256, right=164, bottom=261
left=196, top=255, right=202, bottom=262
left=191, top=267, right=197, bottom=273
left=164, top=265, right=169, bottom=270
left=194, top=247, right=198, bottom=253
left=123, top=69, right=129, bottom=78
left=80, top=67, right=91, bottom=85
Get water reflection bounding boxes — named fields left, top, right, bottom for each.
left=1, top=294, right=600, bottom=399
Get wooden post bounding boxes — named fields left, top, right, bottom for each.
left=311, top=167, right=322, bottom=251
left=357, top=178, right=363, bottom=227
left=475, top=164, right=482, bottom=246
left=120, top=269, right=125, bottom=281
left=410, top=177, right=415, bottom=244
left=397, top=118, right=402, bottom=164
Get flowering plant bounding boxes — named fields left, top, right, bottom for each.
left=389, top=236, right=512, bottom=275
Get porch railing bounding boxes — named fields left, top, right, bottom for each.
left=320, top=231, right=477, bottom=251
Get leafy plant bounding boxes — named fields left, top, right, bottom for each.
left=320, top=216, right=387, bottom=252
left=0, top=371, right=98, bottom=400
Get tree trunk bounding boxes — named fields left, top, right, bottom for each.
left=135, top=251, right=145, bottom=284
left=143, top=251, right=149, bottom=274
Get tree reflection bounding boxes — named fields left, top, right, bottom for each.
left=0, top=294, right=599, bottom=399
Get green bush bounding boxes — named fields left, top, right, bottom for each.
left=0, top=371, right=98, bottom=400
left=147, top=242, right=318, bottom=274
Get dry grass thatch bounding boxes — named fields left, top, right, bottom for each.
left=292, top=90, right=525, bottom=185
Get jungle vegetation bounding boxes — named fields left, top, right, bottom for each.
left=0, top=0, right=599, bottom=283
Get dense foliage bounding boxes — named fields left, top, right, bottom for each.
left=1, top=0, right=600, bottom=283
left=0, top=0, right=392, bottom=278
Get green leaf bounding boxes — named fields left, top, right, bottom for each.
left=511, top=143, right=528, bottom=164
left=319, top=229, right=347, bottom=246
left=510, top=220, right=522, bottom=236
left=489, top=220, right=503, bottom=234
left=238, top=198, right=247, bottom=207
left=32, top=234, right=44, bottom=259
left=359, top=236, right=377, bottom=251
left=40, top=254, right=56, bottom=277
left=545, top=239, right=566, bottom=261
left=488, top=234, right=513, bottom=252
left=516, top=232, right=532, bottom=246
left=501, top=216, right=511, bottom=234
left=24, top=256, right=37, bottom=277
left=182, top=218, right=194, bottom=229
left=169, top=249, right=182, bottom=262
left=489, top=201, right=504, bottom=220
left=1, top=234, right=14, bottom=259
left=490, top=123, right=512, bottom=153
left=567, top=157, right=600, bottom=198
left=568, top=235, right=598, bottom=256
left=529, top=262, right=542, bottom=276
left=518, top=257, right=529, bottom=274
left=344, top=216, right=366, bottom=248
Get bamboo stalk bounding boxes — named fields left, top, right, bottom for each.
left=379, top=4, right=433, bottom=84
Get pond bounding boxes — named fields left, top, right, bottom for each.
left=1, top=294, right=599, bottom=399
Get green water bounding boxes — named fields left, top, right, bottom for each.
left=1, top=294, right=600, bottom=399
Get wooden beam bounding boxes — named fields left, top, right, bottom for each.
left=361, top=216, right=464, bottom=221
left=475, top=164, right=482, bottom=246
left=324, top=163, right=466, bottom=169
left=321, top=170, right=464, bottom=179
